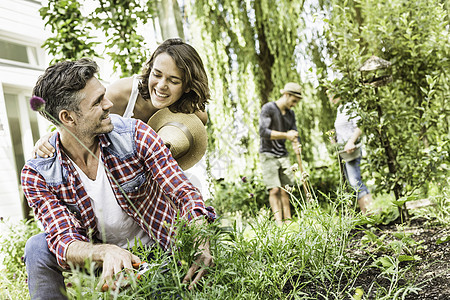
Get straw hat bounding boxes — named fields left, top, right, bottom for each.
left=147, top=108, right=207, bottom=170
left=280, top=82, right=302, bottom=98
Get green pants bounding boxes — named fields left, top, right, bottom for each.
left=260, top=153, right=294, bottom=190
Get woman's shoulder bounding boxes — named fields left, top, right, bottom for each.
left=106, top=76, right=135, bottom=114
left=107, top=77, right=135, bottom=96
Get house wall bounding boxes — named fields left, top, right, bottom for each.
left=0, top=0, right=49, bottom=220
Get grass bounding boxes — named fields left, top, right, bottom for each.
left=1, top=182, right=449, bottom=299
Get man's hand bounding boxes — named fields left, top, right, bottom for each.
left=292, top=140, right=301, bottom=155
left=182, top=218, right=213, bottom=290
left=182, top=241, right=213, bottom=290
left=286, top=130, right=299, bottom=142
left=32, top=132, right=56, bottom=158
left=66, top=241, right=141, bottom=291
left=97, top=244, right=141, bottom=291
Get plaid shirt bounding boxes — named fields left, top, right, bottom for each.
left=21, top=115, right=216, bottom=268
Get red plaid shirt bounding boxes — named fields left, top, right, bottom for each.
left=21, top=115, right=215, bottom=267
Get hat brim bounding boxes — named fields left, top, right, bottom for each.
left=147, top=108, right=207, bottom=170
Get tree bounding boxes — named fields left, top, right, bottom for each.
left=40, top=0, right=155, bottom=76
left=186, top=0, right=318, bottom=177
left=324, top=0, right=450, bottom=200
left=39, top=0, right=98, bottom=62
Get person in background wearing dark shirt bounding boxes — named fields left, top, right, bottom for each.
left=259, top=82, right=302, bottom=225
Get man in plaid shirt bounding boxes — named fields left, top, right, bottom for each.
left=21, top=58, right=216, bottom=299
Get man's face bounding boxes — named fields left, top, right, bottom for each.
left=286, top=94, right=301, bottom=109
left=74, top=77, right=114, bottom=137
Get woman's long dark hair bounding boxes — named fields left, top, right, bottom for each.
left=139, top=38, right=210, bottom=114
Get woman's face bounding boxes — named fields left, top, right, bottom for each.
left=148, top=53, right=188, bottom=109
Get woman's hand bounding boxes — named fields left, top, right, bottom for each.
left=32, top=132, right=56, bottom=158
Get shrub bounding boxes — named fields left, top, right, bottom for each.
left=211, top=175, right=269, bottom=218
left=0, top=218, right=42, bottom=299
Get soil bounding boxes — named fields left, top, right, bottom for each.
left=352, top=218, right=450, bottom=299
left=283, top=217, right=450, bottom=299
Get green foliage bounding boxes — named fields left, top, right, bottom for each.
left=40, top=0, right=154, bottom=76
left=0, top=219, right=42, bottom=299
left=211, top=175, right=268, bottom=218
left=308, top=164, right=341, bottom=203
left=409, top=179, right=450, bottom=226
left=2, top=191, right=448, bottom=299
left=323, top=0, right=450, bottom=199
left=188, top=0, right=321, bottom=177
left=0, top=219, right=41, bottom=276
left=91, top=0, right=155, bottom=76
left=39, top=0, right=99, bottom=62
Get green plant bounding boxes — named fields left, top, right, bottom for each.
left=410, top=180, right=450, bottom=226
left=211, top=175, right=269, bottom=218
left=39, top=0, right=99, bottom=62
left=40, top=0, right=154, bottom=76
left=324, top=0, right=450, bottom=201
left=0, top=218, right=42, bottom=299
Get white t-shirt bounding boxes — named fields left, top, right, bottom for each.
left=334, top=103, right=361, bottom=145
left=71, top=155, right=152, bottom=249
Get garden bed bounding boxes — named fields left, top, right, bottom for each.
left=285, top=217, right=450, bottom=299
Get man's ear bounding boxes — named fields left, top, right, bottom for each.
left=59, top=110, right=76, bottom=127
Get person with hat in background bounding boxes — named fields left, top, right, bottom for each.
left=259, top=82, right=302, bottom=226
left=22, top=58, right=215, bottom=299
left=32, top=38, right=209, bottom=171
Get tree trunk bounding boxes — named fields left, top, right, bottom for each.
left=376, top=101, right=409, bottom=221
left=254, top=0, right=274, bottom=106
left=156, top=0, right=185, bottom=40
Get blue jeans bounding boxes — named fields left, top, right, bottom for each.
left=24, top=233, right=67, bottom=300
left=24, top=233, right=166, bottom=299
left=343, top=157, right=369, bottom=200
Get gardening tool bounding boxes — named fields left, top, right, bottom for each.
left=101, top=261, right=150, bottom=292
left=294, top=144, right=313, bottom=201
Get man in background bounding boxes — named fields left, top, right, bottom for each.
left=259, top=82, right=302, bottom=225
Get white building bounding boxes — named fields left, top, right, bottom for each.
left=0, top=0, right=50, bottom=220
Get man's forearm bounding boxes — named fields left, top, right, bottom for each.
left=66, top=240, right=110, bottom=265
left=270, top=130, right=288, bottom=140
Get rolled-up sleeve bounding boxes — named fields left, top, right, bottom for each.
left=259, top=105, right=273, bottom=139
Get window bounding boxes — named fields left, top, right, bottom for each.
left=0, top=39, right=40, bottom=66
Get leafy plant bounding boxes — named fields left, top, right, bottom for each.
left=90, top=0, right=155, bottom=76
left=211, top=175, right=269, bottom=218
left=323, top=0, right=450, bottom=201
left=0, top=218, right=42, bottom=299
left=40, top=0, right=154, bottom=76
left=39, top=0, right=99, bottom=62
